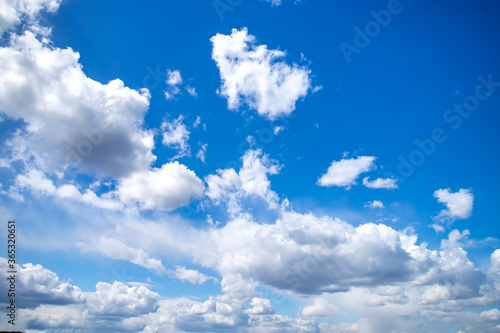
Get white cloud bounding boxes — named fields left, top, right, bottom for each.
left=4, top=204, right=500, bottom=332
left=263, top=0, right=283, bottom=5
left=262, top=0, right=302, bottom=6
left=116, top=161, right=204, bottom=211
left=245, top=297, right=274, bottom=315
left=205, top=168, right=241, bottom=204
left=10, top=163, right=205, bottom=213
left=246, top=135, right=256, bottom=147
left=196, top=142, right=207, bottom=163
left=161, top=115, right=191, bottom=160
left=164, top=69, right=182, bottom=99
left=0, top=0, right=61, bottom=35
left=166, top=69, right=182, bottom=86
left=0, top=18, right=209, bottom=218
left=0, top=258, right=162, bottom=330
left=169, top=266, right=215, bottom=285
left=239, top=149, right=280, bottom=203
left=363, top=176, right=398, bottom=189
left=193, top=116, right=202, bottom=128
left=302, top=297, right=339, bottom=317
left=440, top=229, right=470, bottom=249
left=0, top=258, right=84, bottom=308
left=430, top=223, right=445, bottom=233
left=312, top=85, right=323, bottom=93
left=0, top=31, right=155, bottom=179
left=211, top=28, right=311, bottom=120
left=490, top=249, right=500, bottom=272
left=138, top=296, right=249, bottom=331
left=205, top=149, right=280, bottom=215
left=481, top=308, right=500, bottom=321
left=86, top=281, right=161, bottom=317
left=364, top=200, right=384, bottom=209
left=318, top=156, right=376, bottom=188
left=434, top=188, right=474, bottom=221
left=200, top=211, right=417, bottom=294
left=186, top=85, right=197, bottom=97
left=12, top=168, right=122, bottom=210
left=164, top=70, right=198, bottom=100
left=273, top=125, right=285, bottom=135
left=87, top=237, right=168, bottom=275
left=22, top=304, right=89, bottom=330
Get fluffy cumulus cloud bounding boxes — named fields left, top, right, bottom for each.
left=434, top=188, right=474, bottom=221
left=201, top=212, right=416, bottom=294
left=318, top=156, right=376, bottom=188
left=85, top=281, right=161, bottom=317
left=0, top=258, right=162, bottom=331
left=211, top=27, right=311, bottom=120
left=0, top=258, right=84, bottom=308
left=116, top=161, right=204, bottom=211
left=362, top=176, right=398, bottom=189
left=0, top=31, right=155, bottom=179
left=302, top=297, right=339, bottom=317
left=490, top=249, right=500, bottom=272
left=205, top=149, right=280, bottom=215
left=0, top=14, right=207, bottom=214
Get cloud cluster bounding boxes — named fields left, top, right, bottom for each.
left=0, top=31, right=155, bottom=179
left=205, top=149, right=280, bottom=215
left=3, top=208, right=500, bottom=332
left=211, top=28, right=311, bottom=120
left=0, top=0, right=61, bottom=34
left=364, top=200, right=384, bottom=209
left=161, top=115, right=191, bottom=160
left=0, top=24, right=205, bottom=212
left=1, top=3, right=497, bottom=333
left=116, top=161, right=204, bottom=211
left=12, top=168, right=121, bottom=209
left=318, top=155, right=398, bottom=190
left=164, top=69, right=197, bottom=100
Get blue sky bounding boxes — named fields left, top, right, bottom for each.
left=1, top=0, right=500, bottom=332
